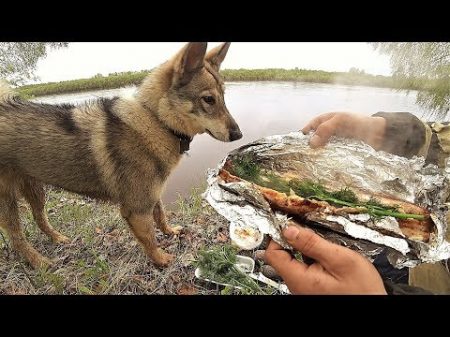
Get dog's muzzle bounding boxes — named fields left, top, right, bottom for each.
left=229, top=128, right=243, bottom=141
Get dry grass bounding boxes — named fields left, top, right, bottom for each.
left=0, top=187, right=233, bottom=295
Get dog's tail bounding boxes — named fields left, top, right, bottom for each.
left=0, top=80, right=16, bottom=103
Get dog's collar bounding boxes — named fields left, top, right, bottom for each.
left=150, top=111, right=193, bottom=154
left=168, top=128, right=193, bottom=155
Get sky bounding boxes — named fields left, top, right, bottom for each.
left=33, top=42, right=392, bottom=83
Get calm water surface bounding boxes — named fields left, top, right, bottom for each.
left=34, top=82, right=439, bottom=206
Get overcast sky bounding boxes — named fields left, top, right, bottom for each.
left=33, top=42, right=392, bottom=83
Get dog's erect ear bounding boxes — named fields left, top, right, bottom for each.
left=174, top=42, right=208, bottom=86
left=205, top=42, right=230, bottom=71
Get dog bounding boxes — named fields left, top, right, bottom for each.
left=0, top=42, right=242, bottom=268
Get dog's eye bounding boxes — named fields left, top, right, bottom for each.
left=202, top=96, right=215, bottom=105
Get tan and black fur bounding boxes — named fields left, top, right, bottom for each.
left=0, top=42, right=242, bottom=268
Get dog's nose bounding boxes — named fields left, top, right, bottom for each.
left=229, top=128, right=243, bottom=141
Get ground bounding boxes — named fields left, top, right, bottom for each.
left=0, top=187, right=233, bottom=295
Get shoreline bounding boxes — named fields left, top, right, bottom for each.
left=17, top=68, right=425, bottom=99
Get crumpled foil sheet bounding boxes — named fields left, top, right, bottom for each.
left=203, top=132, right=450, bottom=268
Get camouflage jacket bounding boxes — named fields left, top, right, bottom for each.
left=373, top=112, right=450, bottom=294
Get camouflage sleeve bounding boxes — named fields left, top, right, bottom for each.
left=372, top=112, right=450, bottom=291
left=372, top=112, right=450, bottom=168
left=383, top=280, right=433, bottom=295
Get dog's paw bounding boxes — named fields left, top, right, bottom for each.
left=52, top=233, right=71, bottom=244
left=29, top=255, right=54, bottom=270
left=165, top=225, right=183, bottom=236
left=152, top=249, right=175, bottom=267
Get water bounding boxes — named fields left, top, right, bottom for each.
left=33, top=82, right=438, bottom=206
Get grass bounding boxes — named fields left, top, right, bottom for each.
left=18, top=70, right=151, bottom=99
left=175, top=186, right=206, bottom=220
left=222, top=68, right=399, bottom=87
left=15, top=68, right=432, bottom=99
left=0, top=186, right=237, bottom=295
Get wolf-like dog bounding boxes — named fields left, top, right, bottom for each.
left=0, top=42, right=242, bottom=268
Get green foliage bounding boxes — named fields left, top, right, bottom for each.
left=230, top=154, right=290, bottom=193
left=175, top=186, right=205, bottom=219
left=16, top=68, right=432, bottom=99
left=34, top=267, right=65, bottom=293
left=349, top=67, right=366, bottom=75
left=294, top=251, right=304, bottom=262
left=0, top=42, right=68, bottom=85
left=366, top=197, right=398, bottom=212
left=330, top=187, right=358, bottom=204
left=231, top=154, right=261, bottom=181
left=194, top=244, right=270, bottom=295
left=230, top=156, right=425, bottom=221
left=220, top=68, right=391, bottom=87
left=288, top=178, right=424, bottom=220
left=18, top=70, right=150, bottom=98
left=4, top=43, right=445, bottom=112
left=373, top=42, right=450, bottom=115
left=288, top=179, right=328, bottom=199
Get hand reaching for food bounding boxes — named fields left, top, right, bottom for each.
left=301, top=112, right=386, bottom=149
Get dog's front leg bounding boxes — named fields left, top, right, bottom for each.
left=153, top=200, right=182, bottom=235
left=120, top=207, right=175, bottom=266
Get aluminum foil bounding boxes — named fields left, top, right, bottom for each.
left=203, top=132, right=450, bottom=268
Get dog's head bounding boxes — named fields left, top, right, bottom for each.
left=138, top=42, right=242, bottom=142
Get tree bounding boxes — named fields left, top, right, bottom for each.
left=372, top=42, right=450, bottom=116
left=0, top=42, right=68, bottom=85
left=349, top=67, right=365, bottom=75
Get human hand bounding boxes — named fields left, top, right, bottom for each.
left=264, top=222, right=387, bottom=295
left=301, top=112, right=386, bottom=149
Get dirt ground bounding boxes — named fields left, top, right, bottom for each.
left=0, top=186, right=240, bottom=295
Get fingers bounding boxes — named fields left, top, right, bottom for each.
left=282, top=222, right=352, bottom=271
left=266, top=239, right=283, bottom=251
left=301, top=112, right=336, bottom=134
left=260, top=265, right=282, bottom=281
left=301, top=112, right=342, bottom=148
left=263, top=225, right=383, bottom=294
left=302, top=112, right=381, bottom=149
left=264, top=239, right=308, bottom=279
left=309, top=117, right=342, bottom=148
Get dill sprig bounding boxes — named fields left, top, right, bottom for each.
left=230, top=154, right=290, bottom=193
left=194, top=245, right=272, bottom=295
left=288, top=179, right=425, bottom=220
left=231, top=154, right=261, bottom=182
left=230, top=155, right=425, bottom=221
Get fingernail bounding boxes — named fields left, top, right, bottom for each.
left=254, top=250, right=265, bottom=262
left=283, top=226, right=300, bottom=241
left=310, top=134, right=321, bottom=148
left=261, top=265, right=282, bottom=281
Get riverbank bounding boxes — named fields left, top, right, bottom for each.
left=0, top=187, right=235, bottom=294
left=17, top=68, right=424, bottom=99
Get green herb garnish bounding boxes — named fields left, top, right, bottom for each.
left=230, top=155, right=425, bottom=221
left=232, top=154, right=261, bottom=182
left=194, top=245, right=273, bottom=295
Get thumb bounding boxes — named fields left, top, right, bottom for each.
left=283, top=224, right=346, bottom=271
